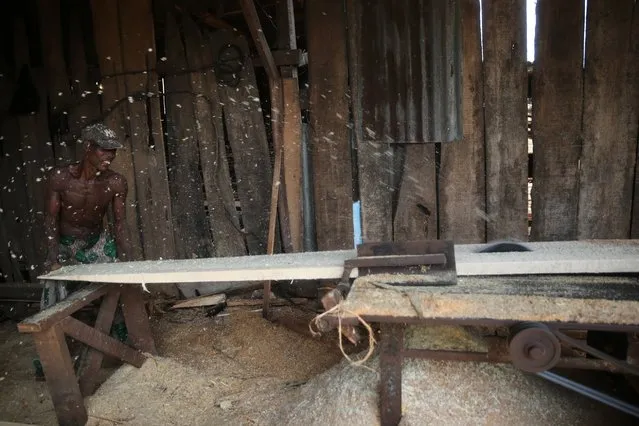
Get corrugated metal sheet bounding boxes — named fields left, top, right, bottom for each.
left=351, top=0, right=462, bottom=143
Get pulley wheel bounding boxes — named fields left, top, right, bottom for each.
left=508, top=322, right=561, bottom=373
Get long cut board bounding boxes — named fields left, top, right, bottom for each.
left=40, top=240, right=639, bottom=284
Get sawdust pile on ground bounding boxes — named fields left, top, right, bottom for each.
left=278, top=355, right=636, bottom=426
left=85, top=306, right=346, bottom=426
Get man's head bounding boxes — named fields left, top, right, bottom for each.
left=81, top=123, right=123, bottom=172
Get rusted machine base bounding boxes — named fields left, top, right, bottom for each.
left=17, top=284, right=156, bottom=426
left=374, top=319, right=639, bottom=426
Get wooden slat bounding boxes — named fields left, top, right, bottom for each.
left=439, top=0, right=486, bottom=244
left=119, top=0, right=177, bottom=271
left=163, top=11, right=212, bottom=263
left=119, top=286, right=156, bottom=354
left=79, top=288, right=120, bottom=396
left=393, top=144, right=437, bottom=241
left=213, top=31, right=274, bottom=255
left=18, top=283, right=108, bottom=333
left=239, top=0, right=279, bottom=80
left=61, top=315, right=146, bottom=367
left=67, top=2, right=102, bottom=160
left=181, top=15, right=246, bottom=259
left=33, top=325, right=87, bottom=426
left=578, top=0, right=639, bottom=239
left=282, top=78, right=303, bottom=251
left=38, top=0, right=74, bottom=165
left=13, top=19, right=54, bottom=276
left=90, top=0, right=144, bottom=260
left=171, top=293, right=226, bottom=309
left=530, top=0, right=584, bottom=241
left=482, top=0, right=528, bottom=241
left=307, top=0, right=354, bottom=250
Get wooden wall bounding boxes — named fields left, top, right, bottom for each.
left=308, top=0, right=639, bottom=246
left=1, top=0, right=638, bottom=292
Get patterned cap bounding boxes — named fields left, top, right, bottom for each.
left=81, top=123, right=124, bottom=149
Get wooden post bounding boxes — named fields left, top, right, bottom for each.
left=439, top=0, right=486, bottom=244
left=307, top=0, right=354, bottom=250
left=34, top=325, right=87, bottom=426
left=120, top=286, right=156, bottom=354
left=379, top=323, right=404, bottom=426
left=578, top=0, right=639, bottom=239
left=482, top=0, right=529, bottom=241
left=79, top=289, right=120, bottom=396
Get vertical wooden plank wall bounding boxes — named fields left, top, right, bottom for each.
left=529, top=0, right=584, bottom=241
left=578, top=0, right=639, bottom=239
left=163, top=11, right=213, bottom=261
left=307, top=0, right=354, bottom=250
left=482, top=0, right=529, bottom=241
left=438, top=0, right=486, bottom=243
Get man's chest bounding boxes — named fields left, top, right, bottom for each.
left=60, top=180, right=114, bottom=210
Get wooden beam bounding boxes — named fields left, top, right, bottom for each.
left=119, top=286, right=156, bottom=354
left=171, top=293, right=226, bottom=309
left=61, top=316, right=146, bottom=367
left=18, top=283, right=109, bottom=333
left=79, top=289, right=121, bottom=396
left=33, top=325, right=87, bottom=426
left=239, top=0, right=279, bottom=80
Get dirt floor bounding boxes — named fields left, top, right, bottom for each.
left=1, top=300, right=638, bottom=425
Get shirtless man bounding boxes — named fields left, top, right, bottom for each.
left=41, top=123, right=132, bottom=309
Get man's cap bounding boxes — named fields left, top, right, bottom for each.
left=81, top=123, right=124, bottom=149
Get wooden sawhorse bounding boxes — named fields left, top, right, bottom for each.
left=17, top=283, right=156, bottom=426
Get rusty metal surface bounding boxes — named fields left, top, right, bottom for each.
left=350, top=0, right=462, bottom=143
left=508, top=323, right=561, bottom=373
left=379, top=323, right=404, bottom=426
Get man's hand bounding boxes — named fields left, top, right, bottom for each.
left=43, top=260, right=62, bottom=274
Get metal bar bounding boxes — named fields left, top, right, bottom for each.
left=345, top=253, right=447, bottom=269
left=61, top=316, right=146, bottom=368
left=538, top=371, right=639, bottom=419
left=554, top=330, right=639, bottom=376
left=239, top=0, right=279, bottom=80
left=379, top=323, right=404, bottom=426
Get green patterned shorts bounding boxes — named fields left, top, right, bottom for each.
left=41, top=233, right=117, bottom=309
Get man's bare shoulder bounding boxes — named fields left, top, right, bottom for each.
left=47, top=164, right=78, bottom=187
left=105, top=170, right=128, bottom=192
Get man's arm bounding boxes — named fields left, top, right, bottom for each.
left=111, top=174, right=132, bottom=262
left=43, top=170, right=62, bottom=272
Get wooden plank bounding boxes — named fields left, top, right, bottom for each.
left=61, top=315, right=146, bottom=367
left=90, top=0, right=144, bottom=260
left=578, top=0, right=639, bottom=239
left=38, top=0, right=74, bottom=165
left=307, top=0, right=353, bottom=250
left=163, top=10, right=212, bottom=263
left=439, top=0, right=486, bottom=244
left=79, top=288, right=120, bottom=396
left=341, top=275, right=639, bottom=326
left=282, top=78, right=303, bottom=251
left=393, top=144, right=437, bottom=241
left=33, top=325, right=87, bottom=426
left=213, top=31, right=274, bottom=255
left=119, top=286, right=156, bottom=354
left=118, top=0, right=177, bottom=270
left=181, top=15, right=246, bottom=260
left=67, top=2, right=102, bottom=160
left=171, top=293, right=226, bottom=309
left=239, top=0, right=279, bottom=80
left=18, top=283, right=108, bottom=333
left=529, top=0, right=584, bottom=242
left=253, top=49, right=308, bottom=67
left=13, top=19, right=54, bottom=276
left=482, top=0, right=529, bottom=241
left=38, top=240, right=639, bottom=283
